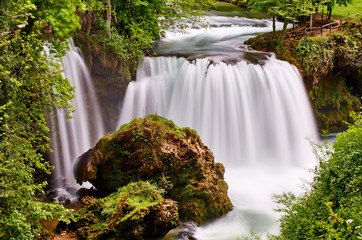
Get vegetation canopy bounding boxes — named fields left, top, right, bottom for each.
left=80, top=0, right=216, bottom=61
left=0, top=0, right=86, bottom=238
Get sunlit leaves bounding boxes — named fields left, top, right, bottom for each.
left=0, top=1, right=77, bottom=238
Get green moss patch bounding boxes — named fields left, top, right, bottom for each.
left=72, top=181, right=178, bottom=239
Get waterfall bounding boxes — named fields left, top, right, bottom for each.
left=118, top=56, right=317, bottom=168
left=46, top=7, right=318, bottom=236
left=118, top=56, right=318, bottom=238
left=49, top=39, right=105, bottom=201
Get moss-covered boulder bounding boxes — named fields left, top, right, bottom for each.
left=74, top=114, right=232, bottom=225
left=70, top=181, right=178, bottom=239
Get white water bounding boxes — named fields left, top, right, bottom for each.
left=119, top=57, right=316, bottom=168
left=49, top=9, right=318, bottom=238
left=118, top=57, right=317, bottom=239
left=117, top=15, right=318, bottom=239
left=49, top=39, right=105, bottom=201
left=156, top=15, right=289, bottom=61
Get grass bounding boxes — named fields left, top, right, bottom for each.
left=319, top=1, right=362, bottom=18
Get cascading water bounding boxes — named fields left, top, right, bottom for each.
left=117, top=9, right=318, bottom=239
left=48, top=4, right=318, bottom=237
left=119, top=57, right=316, bottom=168
left=49, top=39, right=105, bottom=201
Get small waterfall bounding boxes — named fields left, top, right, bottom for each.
left=118, top=57, right=317, bottom=167
left=49, top=39, right=105, bottom=200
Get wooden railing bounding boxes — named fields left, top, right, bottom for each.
left=287, top=13, right=360, bottom=39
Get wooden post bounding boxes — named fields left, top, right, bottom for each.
left=321, top=26, right=323, bottom=36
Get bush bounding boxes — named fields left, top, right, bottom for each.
left=274, top=113, right=362, bottom=239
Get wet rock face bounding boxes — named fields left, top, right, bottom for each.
left=74, top=115, right=233, bottom=225
left=73, top=32, right=137, bottom=132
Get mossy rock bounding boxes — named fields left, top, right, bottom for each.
left=71, top=181, right=179, bottom=240
left=74, top=114, right=233, bottom=225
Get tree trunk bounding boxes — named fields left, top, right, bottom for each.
left=106, top=0, right=111, bottom=38
left=87, top=11, right=93, bottom=34
left=327, top=6, right=332, bottom=20
left=278, top=20, right=289, bottom=47
left=272, top=15, right=276, bottom=40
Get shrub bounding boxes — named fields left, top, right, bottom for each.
left=274, top=113, right=362, bottom=239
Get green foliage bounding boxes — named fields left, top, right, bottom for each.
left=319, top=0, right=362, bottom=18
left=248, top=0, right=316, bottom=45
left=323, top=0, right=353, bottom=19
left=273, top=114, right=362, bottom=239
left=73, top=181, right=169, bottom=239
left=0, top=0, right=80, bottom=238
left=298, top=20, right=362, bottom=131
left=88, top=17, right=150, bottom=63
left=0, top=35, right=74, bottom=238
left=297, top=37, right=335, bottom=77
left=308, top=78, right=360, bottom=131
left=83, top=0, right=215, bottom=60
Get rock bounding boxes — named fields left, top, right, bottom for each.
left=73, top=32, right=137, bottom=132
left=70, top=181, right=179, bottom=240
left=74, top=114, right=232, bottom=225
left=163, top=221, right=197, bottom=240
left=79, top=196, right=97, bottom=207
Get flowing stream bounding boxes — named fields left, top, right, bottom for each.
left=51, top=4, right=318, bottom=239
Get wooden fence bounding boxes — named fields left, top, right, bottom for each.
left=287, top=13, right=360, bottom=39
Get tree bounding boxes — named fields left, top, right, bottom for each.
left=248, top=0, right=316, bottom=46
left=0, top=0, right=81, bottom=238
left=276, top=0, right=315, bottom=45
left=325, top=0, right=353, bottom=19
left=248, top=0, right=280, bottom=40
left=83, top=0, right=216, bottom=57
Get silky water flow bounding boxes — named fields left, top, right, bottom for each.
left=117, top=14, right=318, bottom=239
left=50, top=12, right=319, bottom=239
left=49, top=39, right=105, bottom=201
